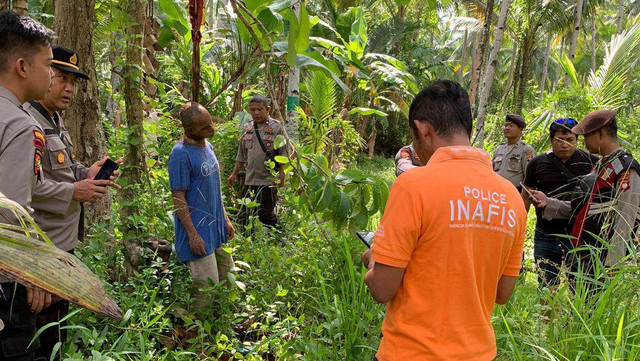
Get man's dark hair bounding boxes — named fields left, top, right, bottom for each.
left=249, top=94, right=269, bottom=108
left=0, top=11, right=55, bottom=74
left=408, top=80, right=472, bottom=139
left=549, top=126, right=575, bottom=140
left=178, top=102, right=207, bottom=129
left=602, top=118, right=618, bottom=138
left=549, top=121, right=577, bottom=139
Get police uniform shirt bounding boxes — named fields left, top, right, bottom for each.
left=235, top=117, right=287, bottom=186
left=0, top=86, right=45, bottom=283
left=0, top=86, right=44, bottom=218
left=25, top=102, right=89, bottom=251
left=492, top=139, right=536, bottom=188
left=394, top=143, right=423, bottom=177
left=523, top=149, right=598, bottom=234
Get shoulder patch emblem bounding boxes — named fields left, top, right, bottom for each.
left=32, top=130, right=45, bottom=176
left=525, top=149, right=534, bottom=161
left=57, top=151, right=65, bottom=164
left=618, top=171, right=631, bottom=192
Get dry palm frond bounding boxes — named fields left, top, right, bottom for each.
left=0, top=193, right=122, bottom=319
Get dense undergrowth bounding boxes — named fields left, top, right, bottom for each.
left=46, top=150, right=639, bottom=361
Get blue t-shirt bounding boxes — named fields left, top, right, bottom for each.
left=168, top=141, right=227, bottom=262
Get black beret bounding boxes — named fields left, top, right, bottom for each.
left=505, top=114, right=526, bottom=128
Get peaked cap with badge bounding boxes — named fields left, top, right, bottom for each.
left=51, top=45, right=89, bottom=79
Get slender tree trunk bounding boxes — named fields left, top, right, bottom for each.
left=121, top=0, right=146, bottom=277
left=616, top=0, right=624, bottom=35
left=470, top=0, right=494, bottom=110
left=474, top=0, right=511, bottom=147
left=568, top=0, right=584, bottom=61
left=591, top=18, right=597, bottom=72
left=539, top=35, right=551, bottom=101
left=515, top=32, right=533, bottom=115
left=470, top=33, right=478, bottom=90
left=54, top=0, right=111, bottom=225
left=502, top=41, right=518, bottom=106
left=459, top=28, right=469, bottom=82
left=286, top=0, right=300, bottom=142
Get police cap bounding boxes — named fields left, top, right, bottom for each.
left=51, top=45, right=89, bottom=80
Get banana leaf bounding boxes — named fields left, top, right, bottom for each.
left=0, top=195, right=122, bottom=319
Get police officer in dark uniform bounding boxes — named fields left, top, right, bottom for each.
left=522, top=118, right=598, bottom=287
left=394, top=143, right=422, bottom=177
left=0, top=11, right=55, bottom=361
left=25, top=45, right=119, bottom=360
left=531, top=110, right=640, bottom=275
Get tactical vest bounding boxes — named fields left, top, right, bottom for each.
left=570, top=150, right=640, bottom=247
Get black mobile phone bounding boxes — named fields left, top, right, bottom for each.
left=356, top=231, right=375, bottom=249
left=94, top=158, right=119, bottom=182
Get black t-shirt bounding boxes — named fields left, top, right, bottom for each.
left=524, top=149, right=599, bottom=234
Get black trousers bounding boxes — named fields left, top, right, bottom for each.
left=239, top=185, right=279, bottom=228
left=0, top=283, right=39, bottom=361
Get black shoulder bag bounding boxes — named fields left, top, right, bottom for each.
left=253, top=122, right=280, bottom=167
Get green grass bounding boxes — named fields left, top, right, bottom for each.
left=52, top=155, right=640, bottom=361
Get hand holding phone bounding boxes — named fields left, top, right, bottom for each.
left=94, top=158, right=119, bottom=183
left=357, top=231, right=375, bottom=249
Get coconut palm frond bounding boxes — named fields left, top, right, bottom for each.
left=588, top=21, right=640, bottom=109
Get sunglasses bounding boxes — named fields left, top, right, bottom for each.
left=553, top=118, right=577, bottom=126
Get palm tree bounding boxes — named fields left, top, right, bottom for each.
left=510, top=0, right=571, bottom=114
left=474, top=0, right=512, bottom=146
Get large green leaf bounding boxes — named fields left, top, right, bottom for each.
left=349, top=107, right=388, bottom=117
left=348, top=7, right=367, bottom=60
left=296, top=54, right=349, bottom=92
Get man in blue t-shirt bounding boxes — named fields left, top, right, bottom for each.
left=168, top=102, right=235, bottom=306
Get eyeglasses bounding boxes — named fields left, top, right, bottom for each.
left=553, top=118, right=577, bottom=127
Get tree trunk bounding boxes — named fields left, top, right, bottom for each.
left=459, top=28, right=468, bottom=82
left=474, top=0, right=511, bottom=147
left=10, top=0, right=27, bottom=14
left=501, top=41, right=518, bottom=107
left=286, top=0, right=300, bottom=142
left=616, top=0, right=624, bottom=35
left=121, top=0, right=146, bottom=277
left=515, top=32, right=534, bottom=115
left=469, top=33, right=478, bottom=90
left=469, top=0, right=494, bottom=111
left=591, top=18, right=597, bottom=72
left=539, top=34, right=551, bottom=101
left=54, top=0, right=111, bottom=225
left=568, top=0, right=584, bottom=62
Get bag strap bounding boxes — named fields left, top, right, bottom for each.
left=550, top=154, right=576, bottom=180
left=253, top=122, right=268, bottom=154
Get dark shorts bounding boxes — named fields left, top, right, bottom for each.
left=533, top=228, right=574, bottom=287
left=0, top=282, right=40, bottom=361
